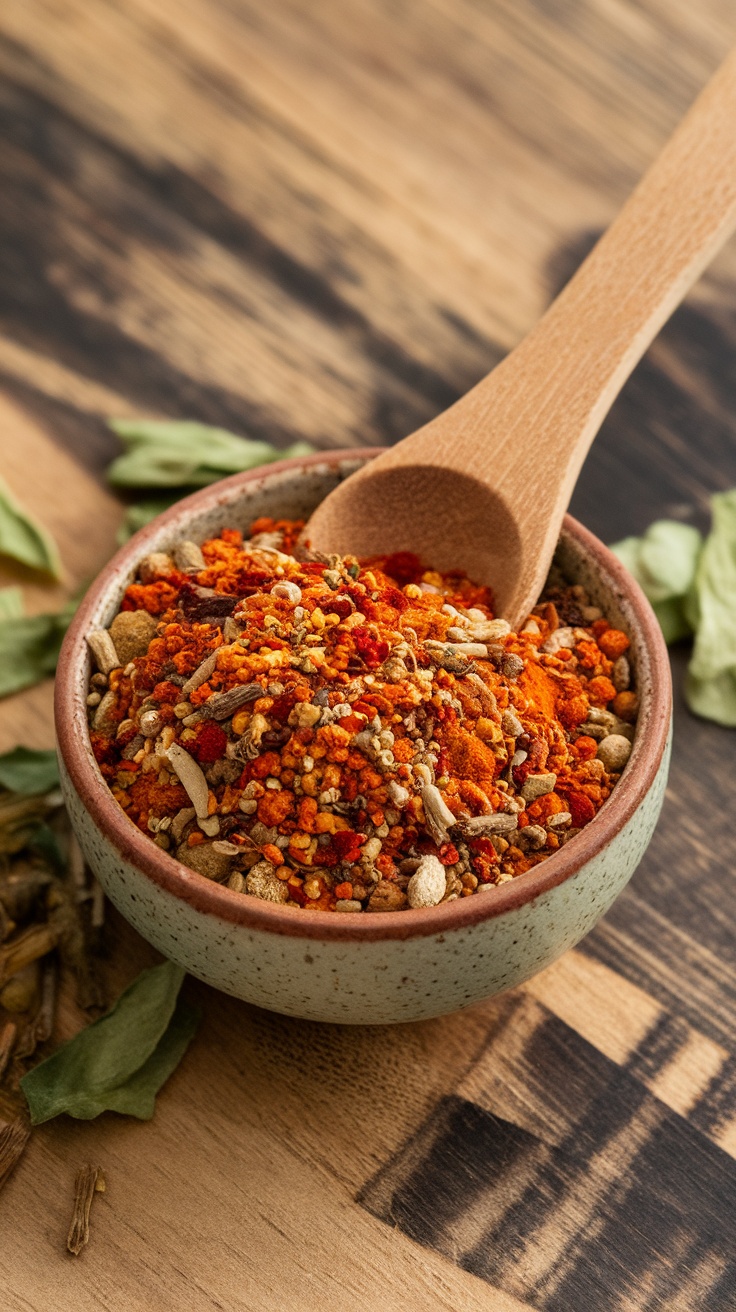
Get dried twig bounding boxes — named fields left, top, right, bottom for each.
left=0, top=1118, right=31, bottom=1194
left=0, top=922, right=60, bottom=988
left=0, top=901, right=14, bottom=944
left=13, top=955, right=57, bottom=1065
left=47, top=879, right=104, bottom=1012
left=0, top=1022, right=17, bottom=1081
left=0, top=795, right=52, bottom=856
left=67, top=1165, right=106, bottom=1255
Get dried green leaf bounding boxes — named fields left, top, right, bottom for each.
left=0, top=748, right=60, bottom=795
left=686, top=488, right=736, bottom=726
left=89, top=997, right=200, bottom=1119
left=0, top=599, right=77, bottom=698
left=611, top=521, right=702, bottom=644
left=0, top=476, right=62, bottom=579
left=0, top=587, right=23, bottom=620
left=107, top=418, right=313, bottom=489
left=20, top=960, right=198, bottom=1123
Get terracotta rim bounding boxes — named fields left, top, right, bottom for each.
left=55, top=449, right=672, bottom=942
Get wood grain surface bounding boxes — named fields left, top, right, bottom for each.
left=1, top=2, right=736, bottom=1308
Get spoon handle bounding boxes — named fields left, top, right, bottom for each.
left=440, top=45, right=736, bottom=525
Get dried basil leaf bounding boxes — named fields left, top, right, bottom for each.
left=91, top=996, right=200, bottom=1119
left=0, top=599, right=77, bottom=698
left=0, top=747, right=60, bottom=795
left=107, top=418, right=313, bottom=489
left=686, top=488, right=736, bottom=726
left=611, top=521, right=702, bottom=644
left=0, top=476, right=62, bottom=579
left=20, top=959, right=197, bottom=1123
left=0, top=587, right=23, bottom=620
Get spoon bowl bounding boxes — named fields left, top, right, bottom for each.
left=308, top=47, right=736, bottom=625
left=315, top=460, right=523, bottom=603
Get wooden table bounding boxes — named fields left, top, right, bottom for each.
left=1, top=2, right=736, bottom=1307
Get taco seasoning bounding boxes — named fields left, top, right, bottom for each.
left=87, top=520, right=637, bottom=913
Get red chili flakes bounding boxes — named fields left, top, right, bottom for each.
left=352, top=627, right=390, bottom=668
left=375, top=852, right=398, bottom=878
left=566, top=792, right=597, bottom=827
left=123, top=581, right=180, bottom=615
left=318, top=594, right=353, bottom=620
left=153, top=681, right=183, bottom=705
left=378, top=552, right=424, bottom=586
left=189, top=721, right=228, bottom=764
left=438, top=842, right=460, bottom=866
left=249, top=751, right=283, bottom=779
left=468, top=836, right=499, bottom=883
left=379, top=585, right=409, bottom=613
left=572, top=736, right=599, bottom=760
left=332, top=830, right=365, bottom=863
left=587, top=676, right=617, bottom=705
left=220, top=528, right=243, bottom=547
left=558, top=694, right=590, bottom=730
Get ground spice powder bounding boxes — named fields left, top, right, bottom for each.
left=86, top=520, right=637, bottom=913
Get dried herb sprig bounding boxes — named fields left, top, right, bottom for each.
left=67, top=1164, right=105, bottom=1255
left=0, top=923, right=60, bottom=989
left=0, top=1117, right=31, bottom=1192
left=13, top=957, right=57, bottom=1065
left=0, top=1022, right=17, bottom=1081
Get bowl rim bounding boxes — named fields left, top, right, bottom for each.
left=55, top=448, right=672, bottom=943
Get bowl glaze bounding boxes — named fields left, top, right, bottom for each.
left=55, top=451, right=672, bottom=1025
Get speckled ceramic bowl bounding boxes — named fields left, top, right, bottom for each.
left=55, top=451, right=672, bottom=1025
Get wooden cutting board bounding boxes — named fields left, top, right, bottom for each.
left=1, top=2, right=736, bottom=1307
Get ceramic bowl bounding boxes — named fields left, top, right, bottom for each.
left=55, top=450, right=672, bottom=1025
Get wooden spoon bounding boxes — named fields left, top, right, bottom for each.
left=307, top=48, right=736, bottom=625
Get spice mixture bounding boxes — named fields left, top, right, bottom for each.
left=87, top=520, right=638, bottom=913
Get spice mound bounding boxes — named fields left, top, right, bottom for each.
left=87, top=521, right=638, bottom=913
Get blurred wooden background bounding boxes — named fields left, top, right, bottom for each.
left=1, top=1, right=736, bottom=1308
